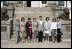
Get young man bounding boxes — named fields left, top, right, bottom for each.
left=57, top=17, right=63, bottom=42
left=37, top=16, right=44, bottom=42
left=15, top=19, right=20, bottom=43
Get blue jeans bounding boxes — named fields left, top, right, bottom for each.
left=16, top=31, right=20, bottom=43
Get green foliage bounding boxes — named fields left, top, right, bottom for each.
left=17, top=1, right=23, bottom=4
left=42, top=1, right=47, bottom=4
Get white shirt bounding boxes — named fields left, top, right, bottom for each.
left=57, top=21, right=62, bottom=29
left=44, top=20, right=51, bottom=31
left=39, top=20, right=43, bottom=25
left=37, top=20, right=44, bottom=31
left=44, top=20, right=51, bottom=35
left=51, top=22, right=57, bottom=30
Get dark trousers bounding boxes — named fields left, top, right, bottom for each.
left=26, top=32, right=32, bottom=41
left=57, top=28, right=61, bottom=42
left=38, top=31, right=43, bottom=42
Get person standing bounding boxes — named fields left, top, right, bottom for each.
left=44, top=17, right=51, bottom=41
left=51, top=18, right=57, bottom=43
left=20, top=17, right=26, bottom=43
left=32, top=18, right=38, bottom=42
left=15, top=19, right=20, bottom=43
left=37, top=16, right=44, bottom=42
left=26, top=17, right=32, bottom=43
left=57, top=17, right=62, bottom=42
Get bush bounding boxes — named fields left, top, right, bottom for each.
left=17, top=1, right=23, bottom=4
left=42, top=1, right=47, bottom=4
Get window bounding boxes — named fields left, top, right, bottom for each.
left=3, top=1, right=8, bottom=6
left=58, top=1, right=64, bottom=6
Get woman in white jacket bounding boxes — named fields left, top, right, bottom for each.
left=44, top=17, right=51, bottom=41
left=51, top=18, right=57, bottom=43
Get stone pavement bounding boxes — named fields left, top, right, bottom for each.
left=1, top=39, right=71, bottom=48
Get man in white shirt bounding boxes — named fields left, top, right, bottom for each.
left=57, top=17, right=62, bottom=42
left=37, top=16, right=44, bottom=42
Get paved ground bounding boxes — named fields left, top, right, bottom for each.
left=1, top=39, right=71, bottom=48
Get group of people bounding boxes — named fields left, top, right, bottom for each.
left=15, top=16, right=63, bottom=44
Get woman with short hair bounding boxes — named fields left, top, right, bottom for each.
left=32, top=18, right=38, bottom=42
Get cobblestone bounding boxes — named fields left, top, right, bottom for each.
left=1, top=39, right=71, bottom=48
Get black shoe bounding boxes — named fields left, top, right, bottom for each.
left=38, top=40, right=40, bottom=42
left=40, top=41, right=42, bottom=42
left=57, top=40, right=61, bottom=43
